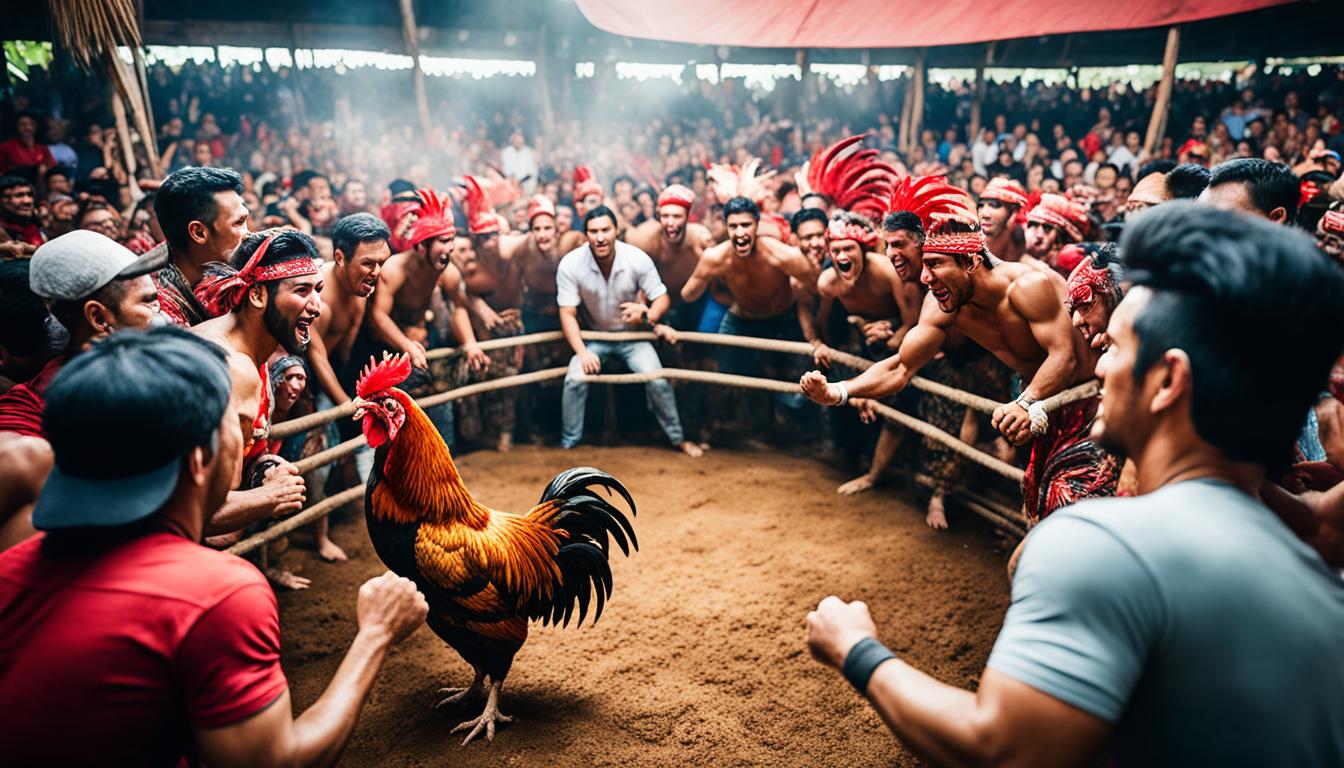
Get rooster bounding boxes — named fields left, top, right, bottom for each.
left=351, top=353, right=638, bottom=744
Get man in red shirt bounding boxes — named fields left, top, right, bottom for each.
left=0, top=327, right=428, bottom=766
left=0, top=175, right=45, bottom=256
left=0, top=112, right=55, bottom=176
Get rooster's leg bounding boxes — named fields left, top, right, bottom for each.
left=435, top=668, right=485, bottom=708
left=451, top=679, right=513, bottom=745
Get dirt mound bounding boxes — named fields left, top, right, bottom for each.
left=275, top=446, right=1010, bottom=766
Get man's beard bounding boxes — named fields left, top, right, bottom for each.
left=264, top=299, right=308, bottom=355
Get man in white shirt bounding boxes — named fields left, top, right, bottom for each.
left=500, top=131, right=539, bottom=193
left=556, top=205, right=702, bottom=457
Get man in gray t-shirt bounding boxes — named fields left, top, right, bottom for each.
left=803, top=203, right=1344, bottom=766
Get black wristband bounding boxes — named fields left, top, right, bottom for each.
left=842, top=637, right=895, bottom=695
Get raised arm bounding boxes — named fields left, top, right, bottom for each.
left=680, top=249, right=721, bottom=303
left=991, top=272, right=1080, bottom=444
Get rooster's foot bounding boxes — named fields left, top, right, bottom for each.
left=452, top=681, right=513, bottom=745
left=435, top=670, right=485, bottom=709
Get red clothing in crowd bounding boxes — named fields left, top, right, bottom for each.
left=0, top=138, right=55, bottom=174
left=0, top=355, right=66, bottom=438
left=0, top=530, right=289, bottom=767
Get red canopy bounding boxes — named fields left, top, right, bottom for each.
left=573, top=0, right=1293, bottom=49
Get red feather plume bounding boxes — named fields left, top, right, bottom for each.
left=356, top=353, right=413, bottom=399
left=797, top=135, right=898, bottom=220
left=884, top=175, right=978, bottom=233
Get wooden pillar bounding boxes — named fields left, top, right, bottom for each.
left=897, top=62, right=915, bottom=155
left=796, top=48, right=813, bottom=120
left=535, top=25, right=554, bottom=135
left=969, top=42, right=994, bottom=143
left=1143, top=26, right=1181, bottom=156
left=398, top=0, right=434, bottom=142
left=287, top=25, right=311, bottom=129
left=907, top=50, right=926, bottom=156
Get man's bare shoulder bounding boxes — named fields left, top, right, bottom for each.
left=817, top=268, right=841, bottom=298
left=762, top=236, right=804, bottom=264
left=498, top=233, right=530, bottom=261
left=627, top=220, right=662, bottom=251
left=700, top=239, right=733, bottom=264
left=558, top=231, right=586, bottom=252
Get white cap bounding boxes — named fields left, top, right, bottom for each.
left=29, top=230, right=167, bottom=301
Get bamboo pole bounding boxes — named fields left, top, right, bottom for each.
left=1143, top=26, right=1181, bottom=156
left=907, top=50, right=926, bottom=157
left=897, top=66, right=914, bottom=155
left=397, top=0, right=434, bottom=142
left=969, top=42, right=994, bottom=143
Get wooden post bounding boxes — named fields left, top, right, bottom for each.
left=796, top=48, right=812, bottom=120
left=969, top=42, right=994, bottom=143
left=535, top=24, right=554, bottom=136
left=907, top=50, right=926, bottom=156
left=398, top=0, right=434, bottom=142
left=898, top=62, right=915, bottom=155
left=1143, top=26, right=1181, bottom=156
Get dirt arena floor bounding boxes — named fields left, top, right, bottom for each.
left=273, top=446, right=1012, bottom=766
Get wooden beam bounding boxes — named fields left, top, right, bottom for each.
left=1143, top=26, right=1181, bottom=156
left=969, top=42, right=993, bottom=143
left=397, top=0, right=434, bottom=142
left=907, top=50, right=926, bottom=157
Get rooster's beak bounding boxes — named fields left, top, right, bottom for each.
left=351, top=396, right=367, bottom=421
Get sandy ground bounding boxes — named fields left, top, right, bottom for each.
left=274, top=446, right=1012, bottom=766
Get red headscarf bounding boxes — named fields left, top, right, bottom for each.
left=194, top=232, right=319, bottom=317
left=406, top=189, right=456, bottom=248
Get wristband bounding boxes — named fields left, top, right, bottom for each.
left=1027, top=402, right=1049, bottom=435
left=831, top=381, right=849, bottom=406
left=842, top=637, right=896, bottom=694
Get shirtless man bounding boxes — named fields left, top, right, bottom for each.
left=801, top=192, right=1118, bottom=523
left=809, top=213, right=920, bottom=500
left=367, top=190, right=488, bottom=444
left=191, top=229, right=320, bottom=580
left=683, top=196, right=821, bottom=434
left=979, top=177, right=1028, bottom=262
left=624, top=184, right=714, bottom=330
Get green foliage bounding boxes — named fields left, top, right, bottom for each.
left=4, top=40, right=54, bottom=82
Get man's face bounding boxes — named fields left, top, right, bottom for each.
left=51, top=197, right=78, bottom=222
left=979, top=199, right=1014, bottom=237
left=586, top=215, right=617, bottom=260
left=1024, top=221, right=1060, bottom=257
left=1068, top=287, right=1111, bottom=349
left=275, top=364, right=307, bottom=413
left=1199, top=182, right=1274, bottom=221
left=47, top=174, right=73, bottom=196
left=193, top=142, right=213, bottom=166
left=531, top=214, right=556, bottom=251
left=206, top=190, right=250, bottom=261
left=884, top=228, right=923, bottom=281
left=828, top=240, right=864, bottom=283
left=421, top=234, right=454, bottom=272
left=339, top=239, right=390, bottom=297
left=449, top=235, right=477, bottom=275
left=308, top=178, right=331, bottom=201
left=105, top=275, right=161, bottom=332
left=1095, top=167, right=1118, bottom=189
left=1091, top=289, right=1154, bottom=455
left=920, top=252, right=973, bottom=312
left=1, top=184, right=35, bottom=218
left=556, top=206, right=573, bottom=234
left=578, top=193, right=602, bottom=217
left=342, top=181, right=366, bottom=209
left=726, top=212, right=757, bottom=257
left=263, top=272, right=323, bottom=355
left=16, top=116, right=36, bottom=141
left=658, top=205, right=688, bottom=243
left=80, top=207, right=120, bottom=239
left=796, top=220, right=827, bottom=264
left=476, top=233, right=500, bottom=261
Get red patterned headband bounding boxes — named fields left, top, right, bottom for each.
left=826, top=218, right=878, bottom=247
left=195, top=233, right=319, bottom=316
left=923, top=231, right=985, bottom=255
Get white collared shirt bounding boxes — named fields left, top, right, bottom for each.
left=556, top=241, right=667, bottom=331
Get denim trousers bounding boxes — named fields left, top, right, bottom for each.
left=561, top=340, right=684, bottom=448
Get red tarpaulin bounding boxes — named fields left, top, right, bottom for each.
left=573, top=0, right=1295, bottom=49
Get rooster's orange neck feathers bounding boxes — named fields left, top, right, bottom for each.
left=373, top=389, right=491, bottom=528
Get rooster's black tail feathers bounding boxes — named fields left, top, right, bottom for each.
left=530, top=467, right=638, bottom=628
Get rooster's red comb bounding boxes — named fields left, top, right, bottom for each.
left=356, top=352, right=412, bottom=398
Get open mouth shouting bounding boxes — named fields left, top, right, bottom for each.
left=295, top=313, right=317, bottom=343
left=834, top=256, right=856, bottom=276
left=732, top=234, right=752, bottom=256
left=928, top=282, right=955, bottom=310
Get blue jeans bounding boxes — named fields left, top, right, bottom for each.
left=562, top=341, right=685, bottom=448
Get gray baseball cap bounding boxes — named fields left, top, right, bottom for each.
left=29, top=230, right=168, bottom=302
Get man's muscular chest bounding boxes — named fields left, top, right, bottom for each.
left=955, top=303, right=1043, bottom=372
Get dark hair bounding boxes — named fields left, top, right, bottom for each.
left=583, top=205, right=618, bottom=230
left=1096, top=163, right=1121, bottom=178
left=155, top=166, right=245, bottom=250
left=44, top=165, right=74, bottom=183
left=882, top=210, right=925, bottom=241
left=43, top=326, right=231, bottom=482
left=791, top=206, right=828, bottom=233
left=722, top=196, right=760, bottom=221
left=292, top=169, right=319, bottom=190
left=1208, top=158, right=1299, bottom=220
left=200, top=229, right=318, bottom=313
left=1120, top=201, right=1344, bottom=468
left=332, top=212, right=390, bottom=258
left=1138, top=159, right=1177, bottom=180
left=800, top=192, right=831, bottom=208
left=612, top=175, right=636, bottom=193
left=1165, top=163, right=1211, bottom=200
left=48, top=279, right=133, bottom=333
left=0, top=175, right=32, bottom=195
left=0, top=260, right=51, bottom=358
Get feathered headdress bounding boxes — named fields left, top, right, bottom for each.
left=573, top=165, right=602, bottom=204
left=885, top=175, right=982, bottom=254
left=707, top=157, right=777, bottom=206
left=796, top=135, right=897, bottom=220
left=356, top=352, right=413, bottom=399
left=526, top=194, right=556, bottom=224
left=463, top=176, right=500, bottom=235
left=407, top=188, right=456, bottom=248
